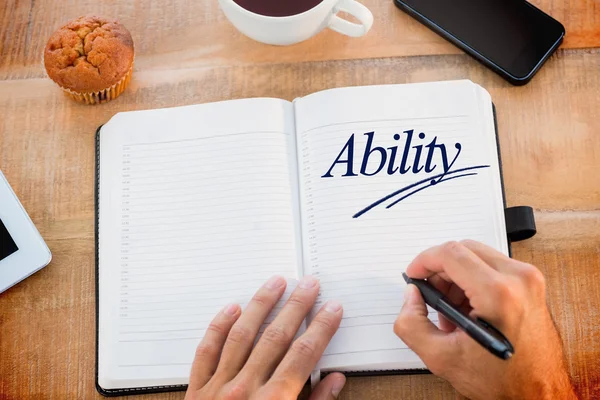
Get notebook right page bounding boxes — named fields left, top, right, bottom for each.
left=294, top=80, right=508, bottom=371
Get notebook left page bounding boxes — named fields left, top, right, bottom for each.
left=97, top=98, right=303, bottom=391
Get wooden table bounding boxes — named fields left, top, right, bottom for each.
left=1, top=0, right=599, bottom=398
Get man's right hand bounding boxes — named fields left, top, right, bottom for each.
left=394, top=240, right=578, bottom=400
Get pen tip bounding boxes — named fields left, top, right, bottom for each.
left=503, top=351, right=513, bottom=360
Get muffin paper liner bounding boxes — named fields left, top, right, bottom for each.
left=59, top=64, right=133, bottom=105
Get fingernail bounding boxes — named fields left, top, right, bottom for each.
left=299, top=275, right=318, bottom=289
left=223, top=303, right=239, bottom=316
left=265, top=275, right=285, bottom=290
left=405, top=284, right=419, bottom=301
left=331, top=375, right=346, bottom=398
left=324, top=300, right=342, bottom=313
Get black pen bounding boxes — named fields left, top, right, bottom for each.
left=402, top=272, right=514, bottom=360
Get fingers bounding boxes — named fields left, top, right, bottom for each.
left=394, top=285, right=456, bottom=375
left=241, top=275, right=320, bottom=382
left=271, top=300, right=343, bottom=394
left=406, top=241, right=502, bottom=304
left=188, top=303, right=241, bottom=391
left=427, top=275, right=467, bottom=332
left=459, top=240, right=523, bottom=275
left=460, top=240, right=546, bottom=291
left=308, top=373, right=346, bottom=400
left=428, top=274, right=468, bottom=307
left=406, top=240, right=546, bottom=327
left=213, top=276, right=287, bottom=382
left=428, top=274, right=452, bottom=297
left=446, top=282, right=467, bottom=309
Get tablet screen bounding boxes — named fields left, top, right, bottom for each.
left=0, top=218, right=18, bottom=260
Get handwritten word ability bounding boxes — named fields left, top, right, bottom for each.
left=320, top=131, right=489, bottom=217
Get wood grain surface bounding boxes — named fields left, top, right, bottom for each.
left=1, top=0, right=600, bottom=399
left=1, top=0, right=599, bottom=80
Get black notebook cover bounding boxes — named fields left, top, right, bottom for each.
left=94, top=104, right=535, bottom=396
left=94, top=126, right=188, bottom=396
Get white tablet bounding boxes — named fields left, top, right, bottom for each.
left=0, top=171, right=51, bottom=293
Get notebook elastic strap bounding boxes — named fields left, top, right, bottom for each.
left=504, top=206, right=536, bottom=242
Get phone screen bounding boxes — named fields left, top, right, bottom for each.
left=398, top=0, right=564, bottom=79
left=0, top=219, right=18, bottom=261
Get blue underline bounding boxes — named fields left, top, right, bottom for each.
left=385, top=173, right=478, bottom=209
left=352, top=165, right=490, bottom=218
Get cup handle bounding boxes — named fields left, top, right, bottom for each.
left=327, top=0, right=374, bottom=37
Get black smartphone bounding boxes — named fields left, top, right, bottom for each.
left=393, top=0, right=565, bottom=85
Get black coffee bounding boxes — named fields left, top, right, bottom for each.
left=233, top=0, right=323, bottom=17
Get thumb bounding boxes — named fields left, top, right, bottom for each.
left=309, top=372, right=346, bottom=400
left=394, top=284, right=448, bottom=362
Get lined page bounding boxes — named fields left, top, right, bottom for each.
left=98, top=98, right=303, bottom=389
left=294, top=81, right=508, bottom=371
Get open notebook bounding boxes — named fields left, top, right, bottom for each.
left=96, top=80, right=519, bottom=395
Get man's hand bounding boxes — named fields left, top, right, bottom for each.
left=184, top=275, right=346, bottom=400
left=394, top=240, right=577, bottom=400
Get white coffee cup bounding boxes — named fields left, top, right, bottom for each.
left=219, top=0, right=374, bottom=45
